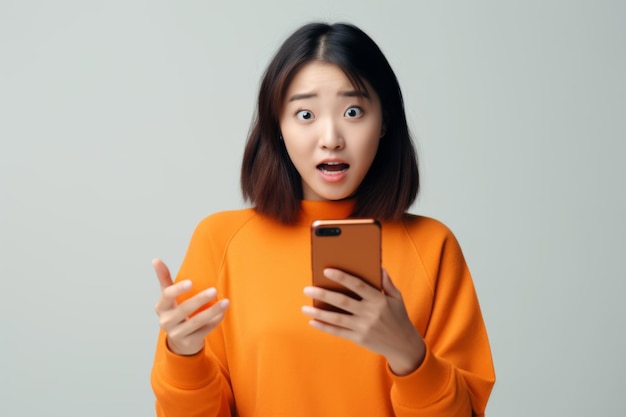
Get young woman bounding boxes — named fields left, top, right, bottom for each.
left=151, top=22, right=495, bottom=417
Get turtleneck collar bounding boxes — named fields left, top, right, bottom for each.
left=297, top=199, right=356, bottom=226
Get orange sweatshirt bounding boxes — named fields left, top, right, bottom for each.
left=151, top=200, right=495, bottom=417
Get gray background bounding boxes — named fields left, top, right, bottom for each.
left=1, top=0, right=624, bottom=416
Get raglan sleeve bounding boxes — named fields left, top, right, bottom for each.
left=389, top=221, right=496, bottom=417
left=151, top=215, right=235, bottom=417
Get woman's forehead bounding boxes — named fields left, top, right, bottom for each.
left=284, top=61, right=372, bottom=99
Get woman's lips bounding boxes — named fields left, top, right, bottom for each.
left=317, top=162, right=349, bottom=182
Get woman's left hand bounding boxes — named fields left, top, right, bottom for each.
left=302, top=268, right=426, bottom=376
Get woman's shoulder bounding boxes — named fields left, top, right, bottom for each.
left=387, top=213, right=468, bottom=270
left=191, top=207, right=259, bottom=241
left=393, top=213, right=465, bottom=256
left=397, top=213, right=455, bottom=240
left=200, top=207, right=258, bottom=223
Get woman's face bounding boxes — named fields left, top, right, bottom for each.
left=279, top=61, right=384, bottom=201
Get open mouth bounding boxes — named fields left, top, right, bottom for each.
left=317, top=162, right=350, bottom=174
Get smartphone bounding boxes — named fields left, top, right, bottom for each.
left=310, top=219, right=382, bottom=313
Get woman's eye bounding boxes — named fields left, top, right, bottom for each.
left=296, top=110, right=314, bottom=120
left=344, top=107, right=363, bottom=118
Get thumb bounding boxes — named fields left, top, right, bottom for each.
left=152, top=258, right=173, bottom=291
left=381, top=269, right=402, bottom=299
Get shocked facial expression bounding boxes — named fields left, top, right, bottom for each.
left=279, top=61, right=384, bottom=201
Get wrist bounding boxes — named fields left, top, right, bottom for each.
left=386, top=331, right=426, bottom=376
left=166, top=338, right=205, bottom=357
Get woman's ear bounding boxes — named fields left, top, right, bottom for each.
left=380, top=113, right=388, bottom=138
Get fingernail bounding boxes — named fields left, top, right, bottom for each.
left=301, top=305, right=315, bottom=314
left=303, top=286, right=315, bottom=296
left=323, top=268, right=338, bottom=279
left=180, top=280, right=192, bottom=289
left=203, top=287, right=217, bottom=297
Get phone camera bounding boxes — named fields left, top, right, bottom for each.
left=316, top=227, right=342, bottom=237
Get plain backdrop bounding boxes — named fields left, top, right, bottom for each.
left=1, top=1, right=625, bottom=416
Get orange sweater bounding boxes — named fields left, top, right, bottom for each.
left=151, top=200, right=495, bottom=416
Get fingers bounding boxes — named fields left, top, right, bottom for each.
left=156, top=284, right=229, bottom=356
left=171, top=299, right=230, bottom=340
left=301, top=304, right=355, bottom=330
left=321, top=268, right=382, bottom=299
left=165, top=298, right=230, bottom=356
left=304, top=286, right=360, bottom=315
left=157, top=286, right=218, bottom=331
left=381, top=269, right=402, bottom=299
left=303, top=270, right=420, bottom=363
left=154, top=279, right=192, bottom=313
left=304, top=268, right=387, bottom=315
left=177, top=287, right=218, bottom=318
left=151, top=258, right=230, bottom=355
left=153, top=258, right=173, bottom=291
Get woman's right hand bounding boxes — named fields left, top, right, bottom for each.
left=153, top=258, right=230, bottom=356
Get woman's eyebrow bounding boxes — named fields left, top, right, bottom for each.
left=339, top=90, right=370, bottom=99
left=288, top=93, right=317, bottom=102
left=287, top=90, right=370, bottom=102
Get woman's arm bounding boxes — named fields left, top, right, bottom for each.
left=151, top=218, right=236, bottom=417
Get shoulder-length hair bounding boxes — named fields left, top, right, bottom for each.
left=241, top=22, right=419, bottom=224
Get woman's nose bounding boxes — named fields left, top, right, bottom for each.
left=319, top=119, right=344, bottom=150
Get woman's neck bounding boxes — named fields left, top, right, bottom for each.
left=297, top=199, right=356, bottom=225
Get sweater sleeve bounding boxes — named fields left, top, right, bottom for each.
left=389, top=220, right=495, bottom=417
left=150, top=215, right=237, bottom=417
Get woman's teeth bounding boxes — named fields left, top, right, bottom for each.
left=317, top=162, right=349, bottom=173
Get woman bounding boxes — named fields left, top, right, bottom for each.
left=151, top=22, right=495, bottom=417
